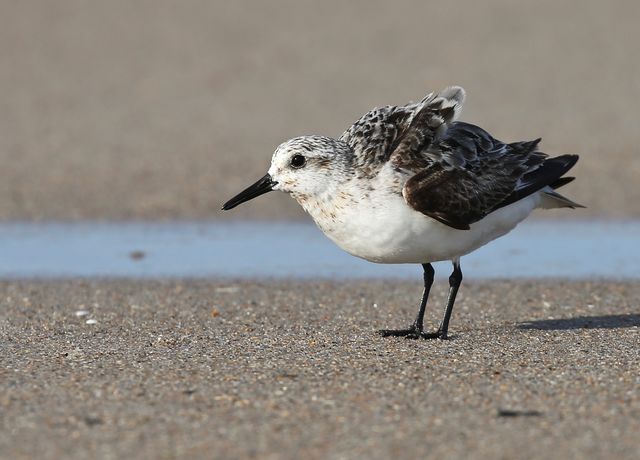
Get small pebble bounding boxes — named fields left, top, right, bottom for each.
left=85, top=319, right=98, bottom=325
left=129, top=250, right=146, bottom=260
left=75, top=310, right=90, bottom=317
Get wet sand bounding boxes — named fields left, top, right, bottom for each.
left=2, top=1, right=640, bottom=220
left=1, top=279, right=638, bottom=459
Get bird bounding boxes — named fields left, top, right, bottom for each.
left=222, top=86, right=583, bottom=339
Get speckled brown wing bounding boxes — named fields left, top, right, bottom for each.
left=339, top=87, right=466, bottom=173
left=398, top=122, right=574, bottom=230
left=339, top=104, right=416, bottom=169
left=402, top=146, right=529, bottom=230
left=340, top=88, right=576, bottom=230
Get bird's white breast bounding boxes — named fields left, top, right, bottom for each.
left=298, top=170, right=542, bottom=264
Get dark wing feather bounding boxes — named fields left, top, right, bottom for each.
left=399, top=122, right=578, bottom=230
left=492, top=154, right=579, bottom=211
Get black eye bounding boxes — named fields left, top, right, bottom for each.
left=290, top=154, right=306, bottom=168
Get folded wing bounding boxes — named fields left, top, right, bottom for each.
left=400, top=122, right=579, bottom=230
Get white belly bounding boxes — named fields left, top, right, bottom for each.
left=307, top=190, right=542, bottom=264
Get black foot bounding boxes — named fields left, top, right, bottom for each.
left=377, top=326, right=448, bottom=340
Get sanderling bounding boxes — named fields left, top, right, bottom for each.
left=222, top=86, right=582, bottom=339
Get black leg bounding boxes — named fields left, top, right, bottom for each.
left=378, top=263, right=435, bottom=339
left=412, top=263, right=435, bottom=331
left=378, top=260, right=463, bottom=340
left=436, top=260, right=463, bottom=340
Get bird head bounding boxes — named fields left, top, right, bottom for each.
left=222, top=135, right=352, bottom=210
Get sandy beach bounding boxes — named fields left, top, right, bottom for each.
left=1, top=0, right=640, bottom=221
left=1, top=279, right=638, bottom=459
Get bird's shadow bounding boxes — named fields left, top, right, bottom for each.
left=517, top=314, right=640, bottom=331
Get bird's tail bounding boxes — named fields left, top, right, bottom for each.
left=540, top=189, right=585, bottom=209
left=540, top=173, right=585, bottom=209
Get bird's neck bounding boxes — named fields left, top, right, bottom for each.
left=294, top=187, right=355, bottom=234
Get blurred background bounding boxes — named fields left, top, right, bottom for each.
left=1, top=0, right=638, bottom=221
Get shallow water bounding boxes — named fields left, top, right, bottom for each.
left=0, top=220, right=638, bottom=280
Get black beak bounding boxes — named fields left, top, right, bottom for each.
left=221, top=174, right=277, bottom=211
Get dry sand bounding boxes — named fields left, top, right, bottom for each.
left=1, top=279, right=638, bottom=459
left=1, top=1, right=640, bottom=220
